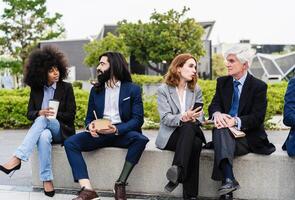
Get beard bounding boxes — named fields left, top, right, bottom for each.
left=96, top=69, right=111, bottom=87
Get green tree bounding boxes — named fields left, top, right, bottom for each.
left=84, top=32, right=129, bottom=67
left=0, top=56, right=22, bottom=75
left=212, top=54, right=227, bottom=79
left=118, top=7, right=205, bottom=74
left=0, top=0, right=65, bottom=64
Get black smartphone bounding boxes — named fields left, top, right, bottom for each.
left=193, top=102, right=203, bottom=110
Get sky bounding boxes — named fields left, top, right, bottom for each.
left=1, top=0, right=295, bottom=45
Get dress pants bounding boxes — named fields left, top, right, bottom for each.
left=164, top=122, right=203, bottom=198
left=212, top=128, right=250, bottom=181
left=64, top=131, right=149, bottom=182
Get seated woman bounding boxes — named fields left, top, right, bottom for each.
left=156, top=53, right=206, bottom=200
left=0, top=46, right=76, bottom=197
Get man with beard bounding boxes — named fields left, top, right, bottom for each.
left=64, top=52, right=149, bottom=200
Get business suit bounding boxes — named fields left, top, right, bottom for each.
left=27, top=81, right=76, bottom=140
left=156, top=83, right=206, bottom=198
left=209, top=73, right=276, bottom=180
left=282, top=78, right=295, bottom=156
left=64, top=82, right=149, bottom=182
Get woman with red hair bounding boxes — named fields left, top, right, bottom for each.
left=156, top=53, right=206, bottom=200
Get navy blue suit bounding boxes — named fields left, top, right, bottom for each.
left=282, top=78, right=295, bottom=156
left=64, top=82, right=149, bottom=182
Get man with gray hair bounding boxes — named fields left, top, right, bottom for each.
left=208, top=45, right=276, bottom=200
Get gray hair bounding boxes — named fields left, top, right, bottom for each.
left=224, top=46, right=256, bottom=66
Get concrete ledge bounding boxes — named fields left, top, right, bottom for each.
left=31, top=135, right=295, bottom=200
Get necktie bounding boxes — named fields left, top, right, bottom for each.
left=229, top=80, right=240, bottom=117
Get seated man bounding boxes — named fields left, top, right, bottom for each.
left=282, top=77, right=295, bottom=156
left=208, top=46, right=276, bottom=200
left=64, top=52, right=149, bottom=200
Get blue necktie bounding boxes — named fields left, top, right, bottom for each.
left=229, top=80, right=240, bottom=117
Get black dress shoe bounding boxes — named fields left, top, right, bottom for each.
left=219, top=192, right=233, bottom=200
left=164, top=181, right=179, bottom=192
left=43, top=181, right=55, bottom=197
left=44, top=190, right=55, bottom=197
left=218, top=178, right=240, bottom=196
left=166, top=165, right=180, bottom=184
left=0, top=162, right=21, bottom=177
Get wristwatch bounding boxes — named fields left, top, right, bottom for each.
left=114, top=128, right=119, bottom=135
left=234, top=117, right=238, bottom=127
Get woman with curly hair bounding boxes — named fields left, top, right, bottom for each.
left=0, top=45, right=76, bottom=197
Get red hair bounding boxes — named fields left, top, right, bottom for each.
left=164, top=53, right=198, bottom=90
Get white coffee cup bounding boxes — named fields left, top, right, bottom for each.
left=48, top=100, right=59, bottom=119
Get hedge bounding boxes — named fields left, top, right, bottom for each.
left=0, top=88, right=89, bottom=129
left=0, top=76, right=288, bottom=130
left=142, top=79, right=288, bottom=129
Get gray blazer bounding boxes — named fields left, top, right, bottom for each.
left=155, top=83, right=204, bottom=149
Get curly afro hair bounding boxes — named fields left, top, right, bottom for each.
left=24, top=45, right=69, bottom=89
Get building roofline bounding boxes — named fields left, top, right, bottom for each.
left=39, top=38, right=90, bottom=43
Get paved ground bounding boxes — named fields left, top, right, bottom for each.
left=0, top=129, right=290, bottom=199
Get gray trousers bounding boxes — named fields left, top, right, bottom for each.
left=212, top=128, right=250, bottom=181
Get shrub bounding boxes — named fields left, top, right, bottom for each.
left=0, top=77, right=289, bottom=130
left=266, top=81, right=288, bottom=121
left=72, top=81, right=82, bottom=89
left=0, top=96, right=31, bottom=128
left=143, top=95, right=159, bottom=129
left=132, top=74, right=163, bottom=86
left=0, top=87, right=89, bottom=129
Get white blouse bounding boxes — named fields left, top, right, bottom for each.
left=175, top=85, right=187, bottom=115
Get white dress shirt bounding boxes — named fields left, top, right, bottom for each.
left=103, top=81, right=122, bottom=124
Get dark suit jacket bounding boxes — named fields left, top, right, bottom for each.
left=85, top=82, right=144, bottom=135
left=209, top=73, right=275, bottom=155
left=282, top=78, right=295, bottom=156
left=27, top=81, right=76, bottom=141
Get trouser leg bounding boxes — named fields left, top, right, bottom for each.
left=182, top=136, right=203, bottom=198
left=64, top=132, right=114, bottom=182
left=14, top=116, right=49, bottom=161
left=37, top=129, right=53, bottom=181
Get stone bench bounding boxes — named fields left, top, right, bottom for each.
left=31, top=131, right=295, bottom=200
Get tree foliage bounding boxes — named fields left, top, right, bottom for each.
left=117, top=7, right=205, bottom=74
left=83, top=7, right=205, bottom=74
left=212, top=54, right=227, bottom=79
left=0, top=56, right=22, bottom=75
left=0, top=0, right=65, bottom=64
left=84, top=32, right=129, bottom=67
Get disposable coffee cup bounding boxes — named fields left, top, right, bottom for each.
left=48, top=100, right=59, bottom=119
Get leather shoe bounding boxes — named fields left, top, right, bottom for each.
left=166, top=165, right=181, bottom=184
left=218, top=178, right=240, bottom=196
left=164, top=181, right=179, bottom=192
left=114, top=181, right=127, bottom=200
left=219, top=192, right=233, bottom=200
left=43, top=181, right=55, bottom=197
left=72, top=187, right=100, bottom=200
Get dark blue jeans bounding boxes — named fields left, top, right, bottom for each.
left=64, top=131, right=149, bottom=182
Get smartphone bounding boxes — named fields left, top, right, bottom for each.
left=193, top=102, right=203, bottom=111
